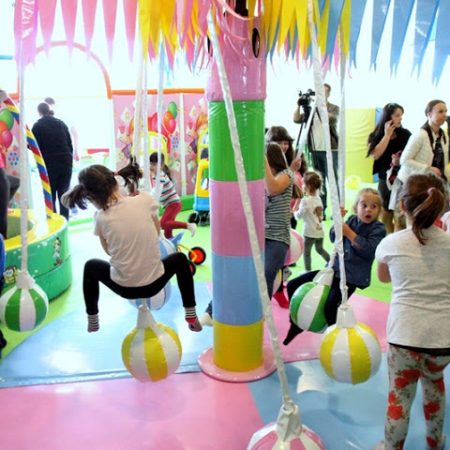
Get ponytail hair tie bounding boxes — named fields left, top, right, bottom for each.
left=427, top=187, right=435, bottom=196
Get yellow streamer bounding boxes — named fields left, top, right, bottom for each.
left=340, top=0, right=351, bottom=56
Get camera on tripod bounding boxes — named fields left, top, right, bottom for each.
left=297, top=88, right=315, bottom=123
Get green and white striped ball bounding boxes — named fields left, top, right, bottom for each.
left=320, top=322, right=382, bottom=384
left=122, top=322, right=182, bottom=382
left=290, top=282, right=329, bottom=332
left=0, top=283, right=49, bottom=331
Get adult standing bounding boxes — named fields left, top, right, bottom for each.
left=293, top=83, right=339, bottom=219
left=398, top=100, right=450, bottom=185
left=32, top=102, right=73, bottom=220
left=367, top=103, right=411, bottom=233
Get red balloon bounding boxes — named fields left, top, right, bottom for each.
left=0, top=121, right=8, bottom=134
left=0, top=129, right=13, bottom=148
left=163, top=111, right=176, bottom=134
left=148, top=113, right=158, bottom=132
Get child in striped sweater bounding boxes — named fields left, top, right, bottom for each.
left=150, top=153, right=196, bottom=239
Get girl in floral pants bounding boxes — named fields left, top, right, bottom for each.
left=376, top=173, right=450, bottom=450
left=385, top=345, right=449, bottom=449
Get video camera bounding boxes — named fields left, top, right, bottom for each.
left=297, top=88, right=315, bottom=122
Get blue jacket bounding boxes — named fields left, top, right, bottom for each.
left=330, top=215, right=386, bottom=288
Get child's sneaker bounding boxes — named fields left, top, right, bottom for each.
left=186, top=317, right=202, bottom=332
left=273, top=290, right=289, bottom=308
left=187, top=223, right=197, bottom=237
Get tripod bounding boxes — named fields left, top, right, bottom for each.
left=295, top=99, right=317, bottom=164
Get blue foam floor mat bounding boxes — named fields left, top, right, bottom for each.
left=249, top=358, right=450, bottom=450
left=0, top=282, right=213, bottom=388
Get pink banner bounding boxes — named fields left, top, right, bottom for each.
left=82, top=0, right=98, bottom=55
left=14, top=0, right=38, bottom=66
left=122, top=0, right=137, bottom=61
left=112, top=91, right=208, bottom=196
left=37, top=0, right=57, bottom=54
left=60, top=0, right=78, bottom=52
left=103, top=0, right=117, bottom=62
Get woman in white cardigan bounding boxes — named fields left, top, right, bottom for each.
left=398, top=99, right=450, bottom=183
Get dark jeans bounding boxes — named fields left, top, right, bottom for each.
left=0, top=169, right=20, bottom=238
left=310, top=150, right=338, bottom=215
left=83, top=252, right=196, bottom=315
left=265, top=239, right=289, bottom=299
left=287, top=270, right=357, bottom=326
left=47, top=164, right=72, bottom=220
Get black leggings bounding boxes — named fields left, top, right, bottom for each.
left=0, top=169, right=20, bottom=238
left=83, top=252, right=196, bottom=315
left=287, top=270, right=357, bottom=326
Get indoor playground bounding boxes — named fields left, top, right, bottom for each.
left=0, top=1, right=449, bottom=450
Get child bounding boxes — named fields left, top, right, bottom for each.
left=62, top=163, right=202, bottom=333
left=441, top=198, right=450, bottom=233
left=375, top=174, right=450, bottom=450
left=283, top=187, right=386, bottom=345
left=294, top=171, right=330, bottom=271
left=265, top=142, right=293, bottom=301
left=149, top=152, right=196, bottom=239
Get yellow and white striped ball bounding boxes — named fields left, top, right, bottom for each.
left=122, top=322, right=182, bottom=382
left=319, top=322, right=381, bottom=384
left=0, top=282, right=49, bottom=332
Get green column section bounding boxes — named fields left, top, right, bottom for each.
left=209, top=100, right=265, bottom=181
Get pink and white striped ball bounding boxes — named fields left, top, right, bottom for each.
left=247, top=422, right=325, bottom=450
left=284, top=229, right=304, bottom=266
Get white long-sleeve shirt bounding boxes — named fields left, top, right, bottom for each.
left=294, top=194, right=325, bottom=238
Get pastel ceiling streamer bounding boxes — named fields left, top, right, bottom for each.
left=371, top=0, right=392, bottom=69
left=349, top=0, right=368, bottom=67
left=102, top=0, right=118, bottom=61
left=390, top=0, right=415, bottom=75
left=412, top=0, right=439, bottom=76
left=37, top=0, right=57, bottom=54
left=433, top=0, right=450, bottom=84
left=60, top=0, right=78, bottom=53
left=81, top=0, right=98, bottom=55
left=122, top=0, right=138, bottom=61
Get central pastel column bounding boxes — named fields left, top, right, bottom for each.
left=207, top=15, right=266, bottom=372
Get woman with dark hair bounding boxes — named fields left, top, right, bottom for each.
left=367, top=103, right=411, bottom=233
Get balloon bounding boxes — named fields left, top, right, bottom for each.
left=0, top=109, right=14, bottom=130
left=345, top=174, right=362, bottom=191
left=167, top=101, right=178, bottom=119
left=163, top=111, right=176, bottom=134
left=0, top=121, right=8, bottom=134
left=0, top=129, right=12, bottom=148
left=148, top=113, right=158, bottom=132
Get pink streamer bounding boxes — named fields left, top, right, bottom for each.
left=37, top=0, right=57, bottom=54
left=82, top=0, right=98, bottom=55
left=60, top=0, right=77, bottom=53
left=102, top=0, right=117, bottom=62
left=122, top=0, right=137, bottom=61
left=14, top=0, right=38, bottom=66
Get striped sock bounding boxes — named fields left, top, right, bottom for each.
left=87, top=314, right=99, bottom=333
left=184, top=307, right=202, bottom=332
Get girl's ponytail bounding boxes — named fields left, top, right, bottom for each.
left=61, top=184, right=89, bottom=210
left=400, top=174, right=445, bottom=245
left=117, top=156, right=142, bottom=194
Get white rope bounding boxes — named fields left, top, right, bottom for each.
left=18, top=37, right=28, bottom=272
left=338, top=33, right=346, bottom=207
left=307, top=0, right=348, bottom=304
left=207, top=8, right=302, bottom=438
left=142, top=57, right=151, bottom=192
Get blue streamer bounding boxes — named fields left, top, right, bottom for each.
left=413, top=0, right=439, bottom=76
left=390, top=0, right=415, bottom=75
left=349, top=0, right=368, bottom=68
left=318, top=0, right=326, bottom=15
left=325, top=0, right=346, bottom=62
left=433, top=1, right=450, bottom=84
left=371, top=0, right=392, bottom=68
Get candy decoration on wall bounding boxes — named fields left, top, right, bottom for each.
left=2, top=96, right=53, bottom=218
left=121, top=305, right=182, bottom=382
left=319, top=304, right=382, bottom=384
left=0, top=270, right=48, bottom=332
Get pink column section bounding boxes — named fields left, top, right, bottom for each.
left=211, top=180, right=265, bottom=256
